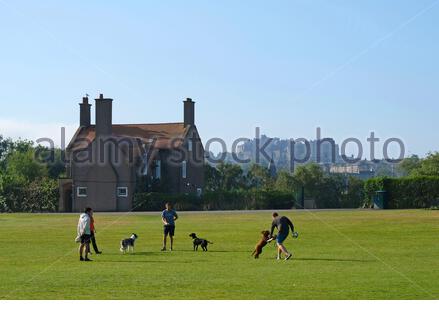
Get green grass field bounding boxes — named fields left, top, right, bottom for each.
left=0, top=210, right=438, bottom=300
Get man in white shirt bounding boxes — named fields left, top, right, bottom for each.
left=77, top=207, right=92, bottom=261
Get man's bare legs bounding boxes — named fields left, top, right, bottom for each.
left=79, top=243, right=84, bottom=260
left=277, top=243, right=291, bottom=260
left=277, top=247, right=282, bottom=260
left=162, top=235, right=167, bottom=251
left=79, top=243, right=90, bottom=260
left=162, top=235, right=174, bottom=251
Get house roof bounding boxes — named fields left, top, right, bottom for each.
left=67, top=123, right=190, bottom=152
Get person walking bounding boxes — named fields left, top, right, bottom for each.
left=161, top=202, right=178, bottom=251
left=270, top=212, right=296, bottom=261
left=77, top=207, right=93, bottom=261
left=89, top=211, right=102, bottom=255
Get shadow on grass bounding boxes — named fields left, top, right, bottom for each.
left=96, top=251, right=211, bottom=263
left=96, top=259, right=209, bottom=264
left=176, top=249, right=251, bottom=253
left=95, top=260, right=164, bottom=264
left=295, top=257, right=376, bottom=263
left=102, top=249, right=273, bottom=254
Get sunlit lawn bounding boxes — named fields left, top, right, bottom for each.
left=0, top=209, right=438, bottom=299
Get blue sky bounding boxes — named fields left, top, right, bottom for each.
left=0, top=0, right=438, bottom=158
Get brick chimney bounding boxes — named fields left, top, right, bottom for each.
left=184, top=98, right=195, bottom=127
left=95, top=93, right=113, bottom=136
left=79, top=96, right=91, bottom=127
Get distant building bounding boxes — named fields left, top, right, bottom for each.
left=234, top=135, right=342, bottom=171
left=59, top=95, right=205, bottom=212
left=329, top=161, right=375, bottom=180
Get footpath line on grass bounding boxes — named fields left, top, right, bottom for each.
left=301, top=208, right=437, bottom=299
left=2, top=208, right=436, bottom=299
left=1, top=199, right=150, bottom=299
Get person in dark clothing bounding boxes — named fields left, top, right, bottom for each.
left=89, top=211, right=102, bottom=255
left=270, top=212, right=295, bottom=260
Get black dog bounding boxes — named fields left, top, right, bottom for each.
left=189, top=233, right=213, bottom=251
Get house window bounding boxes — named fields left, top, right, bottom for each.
left=117, top=187, right=128, bottom=198
left=182, top=161, right=187, bottom=179
left=77, top=187, right=87, bottom=197
left=154, top=160, right=161, bottom=179
left=188, top=140, right=193, bottom=152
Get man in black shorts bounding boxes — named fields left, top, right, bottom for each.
left=77, top=207, right=93, bottom=261
left=270, top=212, right=295, bottom=260
left=161, top=202, right=178, bottom=251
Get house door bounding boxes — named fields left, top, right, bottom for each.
left=63, top=186, right=73, bottom=212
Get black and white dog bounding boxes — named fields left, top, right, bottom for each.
left=120, top=233, right=138, bottom=254
left=189, top=233, right=213, bottom=251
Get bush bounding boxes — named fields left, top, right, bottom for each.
left=0, top=176, right=8, bottom=212
left=133, top=193, right=202, bottom=211
left=1, top=177, right=59, bottom=213
left=133, top=190, right=295, bottom=211
left=23, top=178, right=59, bottom=212
left=364, top=178, right=386, bottom=207
left=341, top=177, right=365, bottom=208
left=0, top=194, right=7, bottom=212
left=364, top=176, right=439, bottom=209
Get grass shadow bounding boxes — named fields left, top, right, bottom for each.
left=177, top=249, right=251, bottom=253
left=95, top=260, right=164, bottom=264
left=96, top=259, right=209, bottom=264
left=295, top=257, right=376, bottom=263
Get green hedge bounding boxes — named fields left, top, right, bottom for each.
left=133, top=193, right=202, bottom=211
left=364, top=176, right=439, bottom=209
left=133, top=190, right=295, bottom=211
left=0, top=177, right=59, bottom=213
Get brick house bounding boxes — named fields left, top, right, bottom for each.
left=59, top=94, right=205, bottom=212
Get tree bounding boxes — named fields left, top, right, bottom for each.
left=204, top=162, right=247, bottom=192
left=0, top=135, right=13, bottom=171
left=246, top=163, right=274, bottom=190
left=0, top=136, right=34, bottom=172
left=397, top=155, right=421, bottom=176
left=314, top=174, right=344, bottom=208
left=34, top=146, right=66, bottom=179
left=291, top=164, right=360, bottom=208
left=204, top=164, right=222, bottom=192
left=5, top=149, right=48, bottom=183
left=293, top=163, right=325, bottom=196
left=341, top=176, right=364, bottom=208
left=0, top=173, right=8, bottom=212
left=412, top=153, right=439, bottom=177
left=216, top=162, right=246, bottom=191
left=275, top=170, right=298, bottom=192
left=0, top=138, right=62, bottom=212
